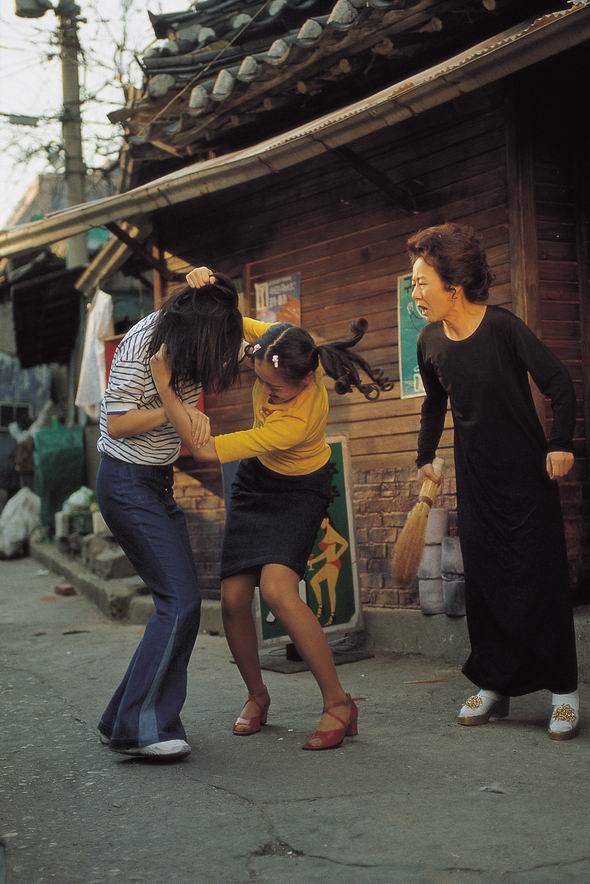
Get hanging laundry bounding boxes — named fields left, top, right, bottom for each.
left=75, top=289, right=114, bottom=420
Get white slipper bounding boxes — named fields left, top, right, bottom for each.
left=457, top=690, right=509, bottom=726
left=111, top=739, right=191, bottom=760
left=548, top=704, right=579, bottom=741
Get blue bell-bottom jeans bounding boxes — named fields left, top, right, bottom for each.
left=96, top=454, right=201, bottom=750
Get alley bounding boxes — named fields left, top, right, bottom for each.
left=1, top=557, right=589, bottom=884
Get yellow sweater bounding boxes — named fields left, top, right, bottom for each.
left=214, top=317, right=331, bottom=475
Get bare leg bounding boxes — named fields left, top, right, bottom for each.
left=325, top=564, right=339, bottom=624
left=222, top=573, right=268, bottom=722
left=260, top=564, right=349, bottom=735
left=309, top=571, right=324, bottom=619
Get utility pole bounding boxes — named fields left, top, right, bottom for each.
left=15, top=1, right=88, bottom=267
left=57, top=1, right=87, bottom=267
left=56, top=2, right=88, bottom=423
left=15, top=0, right=89, bottom=422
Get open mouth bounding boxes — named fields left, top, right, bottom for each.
left=417, top=304, right=428, bottom=317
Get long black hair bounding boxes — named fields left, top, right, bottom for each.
left=147, top=272, right=243, bottom=395
left=247, top=319, right=392, bottom=400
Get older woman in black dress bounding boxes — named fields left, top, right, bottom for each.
left=409, top=223, right=579, bottom=740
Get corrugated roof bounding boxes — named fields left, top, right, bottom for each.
left=1, top=4, right=589, bottom=260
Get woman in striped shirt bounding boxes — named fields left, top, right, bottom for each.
left=96, top=276, right=243, bottom=760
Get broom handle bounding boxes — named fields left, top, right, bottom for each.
left=419, top=457, right=444, bottom=506
left=432, top=457, right=444, bottom=479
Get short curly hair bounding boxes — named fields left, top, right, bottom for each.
left=407, top=223, right=494, bottom=303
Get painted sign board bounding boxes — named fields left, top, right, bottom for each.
left=397, top=272, right=427, bottom=399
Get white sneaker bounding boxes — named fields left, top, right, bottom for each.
left=111, top=739, right=192, bottom=760
left=98, top=730, right=110, bottom=746
left=548, top=704, right=579, bottom=741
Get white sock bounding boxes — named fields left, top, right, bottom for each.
left=551, top=691, right=579, bottom=710
left=549, top=691, right=579, bottom=733
left=459, top=688, right=503, bottom=717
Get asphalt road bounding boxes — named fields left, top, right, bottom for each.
left=1, top=557, right=588, bottom=884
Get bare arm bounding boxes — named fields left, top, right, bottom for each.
left=157, top=383, right=211, bottom=460
left=188, top=437, right=219, bottom=462
left=107, top=407, right=167, bottom=439
left=149, top=345, right=211, bottom=460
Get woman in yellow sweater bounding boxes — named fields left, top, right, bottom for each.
left=150, top=266, right=391, bottom=750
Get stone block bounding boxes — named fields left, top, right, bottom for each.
left=91, top=548, right=136, bottom=581
left=81, top=534, right=111, bottom=568
left=418, top=578, right=445, bottom=614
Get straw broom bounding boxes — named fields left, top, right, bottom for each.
left=393, top=457, right=445, bottom=585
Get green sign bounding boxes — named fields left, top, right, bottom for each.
left=397, top=273, right=427, bottom=399
left=255, top=436, right=361, bottom=646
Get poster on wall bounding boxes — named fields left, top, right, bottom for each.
left=397, top=272, right=428, bottom=399
left=254, top=272, right=301, bottom=325
left=253, top=436, right=361, bottom=648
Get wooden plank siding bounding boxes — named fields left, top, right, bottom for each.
left=160, top=87, right=511, bottom=473
left=532, top=146, right=590, bottom=594
left=158, top=65, right=590, bottom=601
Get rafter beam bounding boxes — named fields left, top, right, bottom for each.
left=105, top=223, right=174, bottom=280
left=332, top=145, right=418, bottom=214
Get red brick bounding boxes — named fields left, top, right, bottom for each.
left=353, top=484, right=382, bottom=500
left=360, top=574, right=384, bottom=589
left=368, top=527, right=391, bottom=543
left=381, top=513, right=408, bottom=528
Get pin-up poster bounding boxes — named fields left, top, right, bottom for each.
left=397, top=272, right=428, bottom=399
left=254, top=272, right=301, bottom=325
left=253, top=436, right=361, bottom=647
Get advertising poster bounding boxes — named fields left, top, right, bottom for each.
left=254, top=436, right=361, bottom=647
left=254, top=272, right=301, bottom=325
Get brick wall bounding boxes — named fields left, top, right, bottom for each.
left=173, top=466, right=225, bottom=600
left=353, top=465, right=457, bottom=609
left=173, top=461, right=457, bottom=606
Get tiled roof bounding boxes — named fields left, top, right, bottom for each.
left=4, top=3, right=590, bottom=259
left=119, top=0, right=502, bottom=165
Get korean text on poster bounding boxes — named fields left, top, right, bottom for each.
left=254, top=272, right=301, bottom=325
left=397, top=272, right=428, bottom=399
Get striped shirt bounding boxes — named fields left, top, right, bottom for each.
left=97, top=311, right=201, bottom=465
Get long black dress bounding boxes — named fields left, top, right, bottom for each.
left=417, top=305, right=577, bottom=696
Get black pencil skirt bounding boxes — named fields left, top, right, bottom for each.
left=220, top=457, right=332, bottom=582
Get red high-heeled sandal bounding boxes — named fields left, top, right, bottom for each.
left=232, top=690, right=271, bottom=736
left=302, top=693, right=359, bottom=751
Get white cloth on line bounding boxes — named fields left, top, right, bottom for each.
left=75, top=289, right=114, bottom=420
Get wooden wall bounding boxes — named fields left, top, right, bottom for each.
left=518, top=60, right=590, bottom=597
left=157, top=63, right=589, bottom=600
left=160, top=85, right=511, bottom=473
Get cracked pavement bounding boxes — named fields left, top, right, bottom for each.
left=1, top=557, right=589, bottom=884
